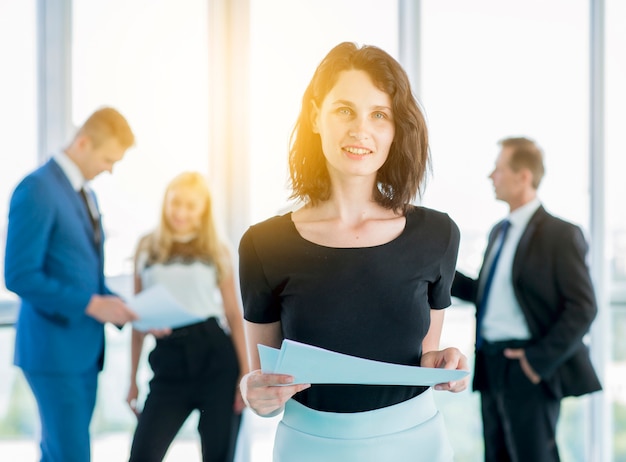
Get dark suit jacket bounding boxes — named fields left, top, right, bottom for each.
left=4, top=158, right=111, bottom=374
left=452, top=206, right=602, bottom=399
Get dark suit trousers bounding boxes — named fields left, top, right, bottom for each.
left=477, top=347, right=561, bottom=462
left=129, top=318, right=240, bottom=462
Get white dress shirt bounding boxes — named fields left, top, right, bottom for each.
left=54, top=152, right=99, bottom=220
left=481, top=198, right=542, bottom=341
left=53, top=151, right=86, bottom=192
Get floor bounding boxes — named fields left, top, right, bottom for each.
left=0, top=409, right=280, bottom=462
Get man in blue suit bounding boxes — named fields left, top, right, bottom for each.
left=452, top=137, right=601, bottom=462
left=4, top=107, right=139, bottom=462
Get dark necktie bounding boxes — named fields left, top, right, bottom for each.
left=476, top=219, right=511, bottom=349
left=80, top=187, right=101, bottom=246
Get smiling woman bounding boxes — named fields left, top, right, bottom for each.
left=239, top=42, right=469, bottom=462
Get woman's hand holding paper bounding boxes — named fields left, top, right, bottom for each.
left=240, top=369, right=311, bottom=417
left=421, top=347, right=470, bottom=393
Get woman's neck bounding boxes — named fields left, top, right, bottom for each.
left=171, top=232, right=197, bottom=243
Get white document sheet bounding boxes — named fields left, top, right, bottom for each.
left=128, top=285, right=205, bottom=331
left=259, top=339, right=469, bottom=386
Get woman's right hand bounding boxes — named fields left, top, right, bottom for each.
left=239, top=370, right=310, bottom=417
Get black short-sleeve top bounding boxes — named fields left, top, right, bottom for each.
left=238, top=205, right=460, bottom=412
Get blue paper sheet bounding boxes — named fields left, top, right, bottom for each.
left=128, top=285, right=205, bottom=331
left=259, top=339, right=469, bottom=386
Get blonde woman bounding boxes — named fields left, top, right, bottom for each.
left=126, top=172, right=247, bottom=462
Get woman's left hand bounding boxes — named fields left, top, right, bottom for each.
left=421, top=347, right=470, bottom=393
left=233, top=378, right=247, bottom=414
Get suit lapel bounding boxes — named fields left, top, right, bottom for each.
left=512, top=206, right=546, bottom=282
left=49, top=159, right=101, bottom=251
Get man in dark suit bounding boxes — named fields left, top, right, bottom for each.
left=452, top=137, right=602, bottom=462
left=4, top=107, right=139, bottom=462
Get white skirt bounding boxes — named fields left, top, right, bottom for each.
left=273, top=388, right=454, bottom=462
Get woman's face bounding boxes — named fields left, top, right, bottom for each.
left=312, top=69, right=395, bottom=181
left=164, top=186, right=205, bottom=236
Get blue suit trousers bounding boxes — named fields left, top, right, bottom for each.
left=24, top=368, right=98, bottom=462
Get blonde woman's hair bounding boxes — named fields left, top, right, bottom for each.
left=138, top=171, right=230, bottom=281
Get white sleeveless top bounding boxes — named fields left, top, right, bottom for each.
left=138, top=251, right=225, bottom=321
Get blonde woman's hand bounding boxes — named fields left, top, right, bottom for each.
left=126, top=382, right=141, bottom=418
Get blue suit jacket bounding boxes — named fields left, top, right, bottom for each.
left=4, top=158, right=111, bottom=374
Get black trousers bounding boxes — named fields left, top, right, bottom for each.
left=477, top=342, right=561, bottom=462
left=129, top=317, right=241, bottom=462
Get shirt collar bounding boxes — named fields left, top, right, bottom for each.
left=507, top=197, right=541, bottom=230
left=53, top=151, right=87, bottom=192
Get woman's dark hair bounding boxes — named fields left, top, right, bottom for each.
left=289, top=42, right=430, bottom=212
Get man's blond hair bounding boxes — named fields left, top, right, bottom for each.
left=76, top=107, right=135, bottom=149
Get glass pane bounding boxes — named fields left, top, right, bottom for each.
left=73, top=0, right=210, bottom=277
left=0, top=0, right=38, bottom=301
left=420, top=1, right=590, bottom=461
left=606, top=0, right=626, bottom=457
left=0, top=0, right=38, bottom=446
